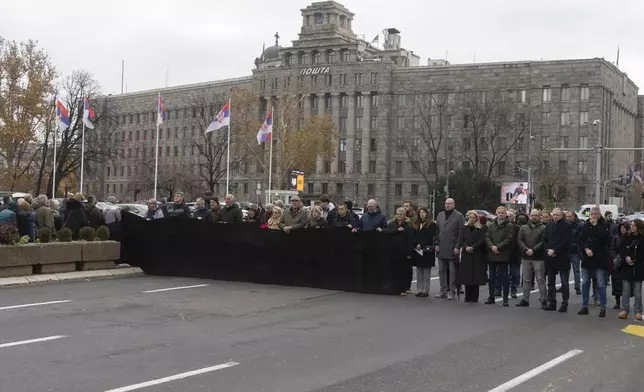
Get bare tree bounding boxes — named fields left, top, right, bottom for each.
left=460, top=91, right=528, bottom=179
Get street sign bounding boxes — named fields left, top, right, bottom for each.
left=255, top=189, right=261, bottom=195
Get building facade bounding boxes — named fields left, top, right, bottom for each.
left=88, top=0, right=643, bottom=213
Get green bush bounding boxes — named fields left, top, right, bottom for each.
left=57, top=227, right=73, bottom=242
left=0, top=224, right=18, bottom=245
left=19, top=235, right=29, bottom=244
left=78, top=226, right=96, bottom=242
left=37, top=227, right=52, bottom=243
left=96, top=225, right=110, bottom=241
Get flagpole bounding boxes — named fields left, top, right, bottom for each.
left=80, top=119, right=86, bottom=195
left=52, top=126, right=57, bottom=198
left=267, top=107, right=274, bottom=203
left=225, top=97, right=231, bottom=193
left=153, top=92, right=160, bottom=200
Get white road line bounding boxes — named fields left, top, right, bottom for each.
left=0, top=300, right=72, bottom=311
left=488, top=349, right=583, bottom=392
left=495, top=280, right=575, bottom=303
left=0, top=335, right=66, bottom=349
left=104, top=362, right=240, bottom=392
left=143, top=284, right=209, bottom=293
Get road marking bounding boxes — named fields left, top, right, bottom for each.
left=411, top=277, right=439, bottom=284
left=495, top=280, right=575, bottom=303
left=104, top=362, right=240, bottom=392
left=0, top=335, right=66, bottom=349
left=622, top=325, right=644, bottom=338
left=488, top=349, right=583, bottom=392
left=143, top=284, right=209, bottom=293
left=0, top=299, right=72, bottom=311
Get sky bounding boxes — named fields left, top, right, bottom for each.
left=1, top=0, right=642, bottom=95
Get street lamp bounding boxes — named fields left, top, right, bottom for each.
left=445, top=170, right=455, bottom=199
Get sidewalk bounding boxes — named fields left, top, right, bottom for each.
left=0, top=265, right=144, bottom=287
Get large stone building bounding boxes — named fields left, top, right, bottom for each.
left=88, top=0, right=644, bottom=213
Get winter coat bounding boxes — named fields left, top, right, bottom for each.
left=63, top=198, right=90, bottom=240
left=611, top=235, right=628, bottom=297
left=384, top=219, right=412, bottom=261
left=85, top=202, right=105, bottom=229
left=569, top=219, right=584, bottom=255
left=458, top=225, right=487, bottom=286
left=217, top=203, right=243, bottom=223
left=32, top=201, right=55, bottom=233
left=103, top=204, right=122, bottom=225
left=580, top=218, right=611, bottom=271
left=52, top=210, right=63, bottom=232
left=357, top=210, right=388, bottom=232
left=517, top=221, right=546, bottom=260
left=436, top=209, right=464, bottom=260
left=16, top=209, right=36, bottom=241
left=305, top=216, right=328, bottom=229
left=543, top=219, right=573, bottom=270
left=192, top=208, right=213, bottom=222
left=145, top=208, right=165, bottom=220
left=485, top=219, right=516, bottom=263
left=618, top=233, right=644, bottom=282
left=166, top=202, right=191, bottom=218
left=245, top=213, right=262, bottom=226
left=0, top=206, right=17, bottom=227
left=280, top=207, right=308, bottom=230
left=329, top=212, right=358, bottom=228
left=410, top=221, right=437, bottom=268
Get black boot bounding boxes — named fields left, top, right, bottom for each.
left=484, top=296, right=495, bottom=305
left=543, top=302, right=557, bottom=311
left=558, top=302, right=568, bottom=313
left=540, top=301, right=548, bottom=309
left=598, top=308, right=606, bottom=318
left=613, top=297, right=621, bottom=309
left=577, top=307, right=589, bottom=315
left=516, top=300, right=529, bottom=307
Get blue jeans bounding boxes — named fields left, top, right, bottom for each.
left=569, top=253, right=581, bottom=290
left=622, top=280, right=643, bottom=314
left=510, top=264, right=520, bottom=292
left=489, top=263, right=510, bottom=299
left=582, top=268, right=607, bottom=309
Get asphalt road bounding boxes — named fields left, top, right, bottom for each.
left=0, top=272, right=642, bottom=392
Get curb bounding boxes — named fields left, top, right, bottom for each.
left=0, top=267, right=144, bottom=288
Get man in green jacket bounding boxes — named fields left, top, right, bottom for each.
left=33, top=194, right=55, bottom=234
left=484, top=206, right=516, bottom=306
left=281, top=196, right=308, bottom=232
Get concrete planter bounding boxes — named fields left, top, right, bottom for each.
left=37, top=242, right=83, bottom=274
left=0, top=245, right=36, bottom=277
left=79, top=241, right=120, bottom=270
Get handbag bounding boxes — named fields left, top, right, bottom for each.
left=612, top=254, right=623, bottom=270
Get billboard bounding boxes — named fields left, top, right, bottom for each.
left=501, top=182, right=528, bottom=204
left=289, top=170, right=305, bottom=192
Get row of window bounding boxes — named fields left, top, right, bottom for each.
left=260, top=72, right=379, bottom=90
left=113, top=105, right=222, bottom=127
left=283, top=49, right=353, bottom=66
left=119, top=126, right=207, bottom=142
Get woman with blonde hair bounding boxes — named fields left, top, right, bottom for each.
left=385, top=207, right=413, bottom=296
left=458, top=210, right=487, bottom=303
left=267, top=206, right=284, bottom=231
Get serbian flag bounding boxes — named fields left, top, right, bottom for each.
left=205, top=99, right=230, bottom=133
left=82, top=97, right=95, bottom=129
left=256, top=111, right=273, bottom=144
left=157, top=95, right=166, bottom=126
left=56, top=99, right=71, bottom=131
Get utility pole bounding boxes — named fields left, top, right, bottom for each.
left=550, top=120, right=644, bottom=205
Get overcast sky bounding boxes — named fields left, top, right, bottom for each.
left=2, top=0, right=642, bottom=95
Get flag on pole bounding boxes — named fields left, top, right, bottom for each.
left=256, top=111, right=273, bottom=144
left=82, top=97, right=95, bottom=129
left=157, top=96, right=166, bottom=126
left=56, top=99, right=71, bottom=131
left=205, top=100, right=230, bottom=133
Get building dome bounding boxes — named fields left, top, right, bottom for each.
left=262, top=45, right=281, bottom=60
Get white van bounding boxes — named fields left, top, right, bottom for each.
left=576, top=204, right=619, bottom=221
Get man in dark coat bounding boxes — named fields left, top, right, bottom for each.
left=63, top=194, right=90, bottom=240
left=484, top=206, right=516, bottom=306
left=166, top=192, right=191, bottom=217
left=543, top=207, right=573, bottom=312
left=566, top=210, right=585, bottom=295
left=192, top=197, right=213, bottom=222
left=85, top=195, right=105, bottom=229
left=577, top=207, right=611, bottom=317
left=516, top=209, right=546, bottom=307
left=217, top=194, right=243, bottom=223
left=435, top=198, right=464, bottom=300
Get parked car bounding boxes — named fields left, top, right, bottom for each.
left=117, top=203, right=147, bottom=217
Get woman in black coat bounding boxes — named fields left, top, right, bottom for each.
left=610, top=223, right=629, bottom=309
left=63, top=195, right=90, bottom=240
left=458, top=210, right=487, bottom=303
left=385, top=207, right=412, bottom=296
left=410, top=207, right=436, bottom=298
left=617, top=219, right=644, bottom=321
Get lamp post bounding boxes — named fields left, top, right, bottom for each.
left=445, top=170, right=455, bottom=199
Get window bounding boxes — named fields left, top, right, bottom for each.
left=412, top=137, right=421, bottom=152
left=369, top=138, right=377, bottom=152
left=356, top=117, right=362, bottom=130
left=396, top=139, right=404, bottom=153
left=340, top=117, right=347, bottom=131
left=395, top=161, right=403, bottom=175
left=463, top=114, right=469, bottom=128
left=356, top=95, right=363, bottom=107
left=411, top=184, right=419, bottom=197
left=136, top=130, right=140, bottom=140
left=339, top=74, right=347, bottom=85
left=311, top=75, right=318, bottom=86
left=369, top=160, right=376, bottom=173
left=370, top=116, right=378, bottom=129
left=119, top=184, right=123, bottom=194
left=578, top=161, right=587, bottom=174
left=355, top=160, right=361, bottom=173
left=136, top=113, right=141, bottom=123
left=336, top=183, right=343, bottom=195
left=307, top=183, right=314, bottom=193
left=127, top=148, right=132, bottom=158
left=541, top=136, right=549, bottom=149
left=367, top=183, right=375, bottom=196
left=174, top=146, right=179, bottom=157
left=372, top=95, right=379, bottom=107
left=315, top=13, right=323, bottom=24
left=311, top=96, right=318, bottom=110
left=542, top=112, right=550, bottom=123
left=287, top=54, right=294, bottom=66
left=328, top=51, right=336, bottom=63
left=128, top=131, right=132, bottom=141
left=430, top=115, right=438, bottom=128
left=559, top=136, right=569, bottom=148
left=519, top=89, right=527, bottom=103
left=517, top=137, right=524, bottom=151
left=397, top=116, right=404, bottom=130
left=577, top=186, right=586, bottom=200
left=542, top=86, right=552, bottom=102
left=143, top=129, right=148, bottom=140
left=166, top=146, right=170, bottom=156
left=127, top=166, right=131, bottom=177
left=579, top=111, right=589, bottom=125
left=324, top=161, right=331, bottom=173
left=394, top=183, right=403, bottom=197
left=321, top=183, right=328, bottom=194
left=174, top=127, right=178, bottom=138
left=462, top=161, right=471, bottom=171
left=338, top=160, right=346, bottom=173
left=192, top=107, right=197, bottom=118
left=579, top=136, right=588, bottom=149
left=413, top=116, right=420, bottom=129
left=325, top=95, right=332, bottom=109
left=463, top=138, right=471, bottom=152
left=580, top=85, right=590, bottom=101
left=260, top=79, right=266, bottom=90
left=341, top=50, right=350, bottom=62
left=446, top=115, right=453, bottom=128
left=107, top=166, right=111, bottom=177
left=559, top=160, right=568, bottom=174
left=191, top=126, right=196, bottom=137
left=560, top=111, right=570, bottom=126
left=427, top=161, right=436, bottom=174
left=340, top=95, right=347, bottom=107
left=314, top=52, right=320, bottom=64
left=355, top=139, right=362, bottom=152
left=354, top=73, right=362, bottom=85
left=370, top=73, right=378, bottom=84
left=497, top=161, right=506, bottom=176
left=560, top=85, right=570, bottom=101
left=398, top=94, right=406, bottom=107
left=339, top=138, right=347, bottom=152
left=129, top=114, right=133, bottom=124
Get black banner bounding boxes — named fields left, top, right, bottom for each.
left=120, top=213, right=408, bottom=295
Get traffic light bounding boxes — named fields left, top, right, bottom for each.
left=528, top=193, right=536, bottom=203
left=513, top=167, right=520, bottom=176
left=506, top=192, right=512, bottom=202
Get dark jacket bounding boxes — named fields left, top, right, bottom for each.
left=357, top=210, right=388, bottom=232
left=411, top=221, right=437, bottom=268
left=192, top=207, right=213, bottom=222
left=485, top=219, right=516, bottom=263
left=217, top=203, right=243, bottom=223
left=0, top=205, right=17, bottom=227
left=618, top=233, right=644, bottom=282
left=517, top=221, right=546, bottom=260
left=579, top=218, right=611, bottom=270
left=85, top=202, right=105, bottom=229
left=63, top=198, right=90, bottom=240
left=329, top=211, right=358, bottom=228
left=16, top=209, right=36, bottom=241
left=305, top=216, right=328, bottom=229
left=384, top=219, right=412, bottom=259
left=569, top=219, right=584, bottom=255
left=145, top=208, right=165, bottom=220
left=166, top=202, right=191, bottom=218
left=459, top=224, right=487, bottom=286
left=543, top=219, right=573, bottom=270
left=245, top=212, right=262, bottom=226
